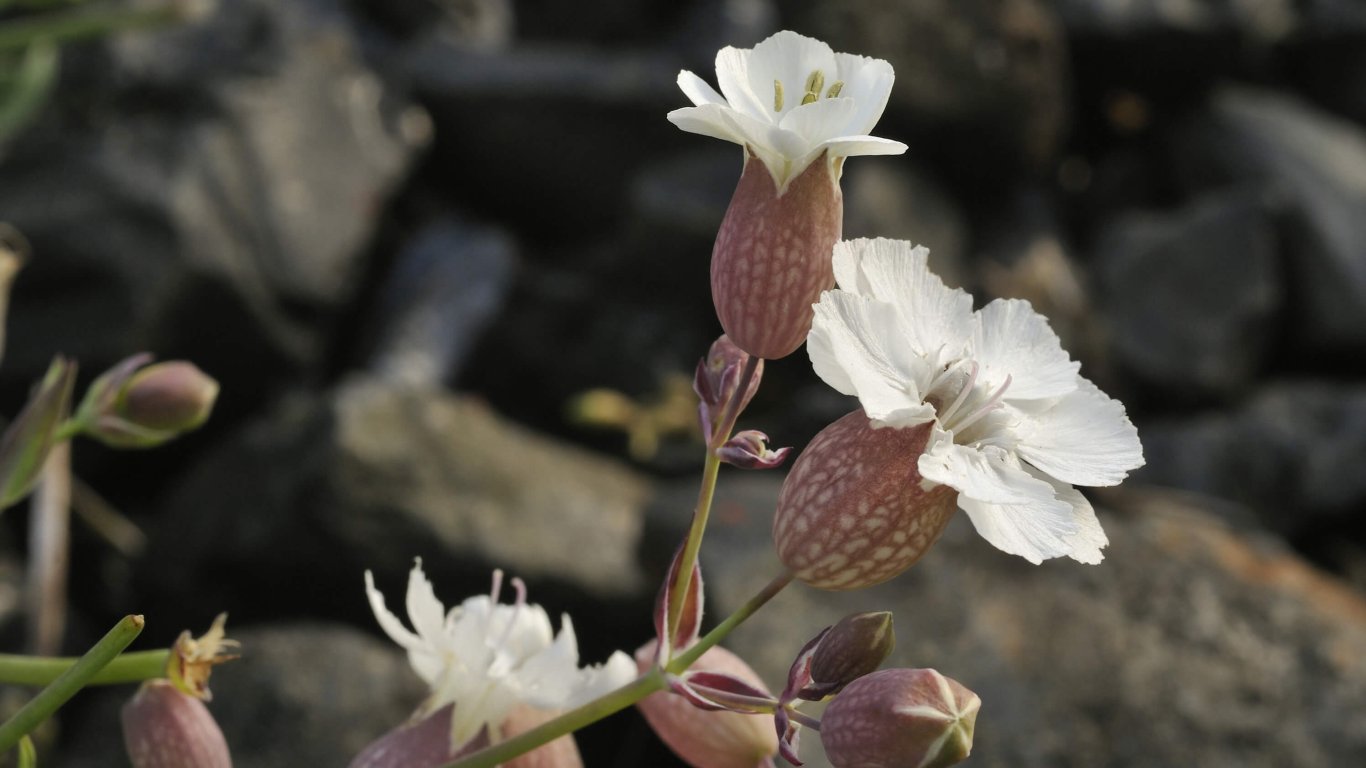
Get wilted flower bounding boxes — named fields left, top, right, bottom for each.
left=361, top=561, right=636, bottom=758
left=122, top=680, right=233, bottom=768
left=669, top=31, right=906, bottom=360
left=775, top=238, right=1143, bottom=588
left=166, top=613, right=239, bottom=700
left=820, top=668, right=978, bottom=768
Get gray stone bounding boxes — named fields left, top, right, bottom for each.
left=148, top=375, right=652, bottom=620
left=1095, top=191, right=1283, bottom=397
left=1174, top=87, right=1366, bottom=352
left=1054, top=0, right=1297, bottom=43
left=842, top=163, right=970, bottom=290
left=663, top=474, right=1366, bottom=767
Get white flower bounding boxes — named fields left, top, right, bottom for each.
left=807, top=238, right=1145, bottom=565
left=668, top=30, right=907, bottom=189
left=364, top=561, right=637, bottom=750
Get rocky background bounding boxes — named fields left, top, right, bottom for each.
left=2, top=0, right=1365, bottom=765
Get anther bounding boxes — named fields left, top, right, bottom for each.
left=803, top=70, right=825, bottom=105
left=826, top=81, right=844, bottom=98
left=773, top=80, right=784, bottom=112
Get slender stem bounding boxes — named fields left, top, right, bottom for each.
left=0, top=2, right=188, bottom=51
left=785, top=706, right=821, bottom=731
left=665, top=354, right=761, bottom=635
left=669, top=569, right=793, bottom=673
left=443, top=670, right=668, bottom=768
left=0, top=649, right=168, bottom=686
left=16, top=735, right=35, bottom=768
left=0, top=615, right=145, bottom=751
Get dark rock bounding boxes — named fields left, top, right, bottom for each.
left=778, top=0, right=1071, bottom=176
left=1094, top=190, right=1283, bottom=398
left=842, top=162, right=970, bottom=290
left=146, top=375, right=652, bottom=624
left=682, top=474, right=1366, bottom=768
left=364, top=219, right=517, bottom=386
left=0, top=0, right=426, bottom=396
left=1173, top=87, right=1366, bottom=354
left=1138, top=381, right=1366, bottom=535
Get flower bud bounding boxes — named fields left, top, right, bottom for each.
left=773, top=410, right=957, bottom=590
left=122, top=680, right=232, bottom=768
left=349, top=704, right=471, bottom=768
left=0, top=356, right=76, bottom=509
left=820, top=668, right=978, bottom=768
left=711, top=152, right=842, bottom=360
left=635, top=642, right=778, bottom=768
left=717, top=430, right=791, bottom=470
left=75, top=355, right=218, bottom=449
left=806, top=612, right=894, bottom=698
left=694, top=335, right=763, bottom=443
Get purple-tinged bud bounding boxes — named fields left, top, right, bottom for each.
left=74, top=355, right=218, bottom=449
left=820, top=668, right=979, bottom=768
left=773, top=410, right=957, bottom=590
left=0, top=356, right=76, bottom=508
left=717, top=431, right=791, bottom=470
left=695, top=336, right=764, bottom=443
left=636, top=642, right=778, bottom=768
left=711, top=152, right=842, bottom=361
left=805, top=612, right=894, bottom=699
left=349, top=705, right=473, bottom=768
left=122, top=680, right=232, bottom=768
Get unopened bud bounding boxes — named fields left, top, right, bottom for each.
left=122, top=680, right=232, bottom=768
left=635, top=642, right=778, bottom=768
left=694, top=336, right=763, bottom=443
left=820, top=668, right=979, bottom=768
left=806, top=612, right=894, bottom=698
left=717, top=430, right=791, bottom=470
left=75, top=355, right=218, bottom=449
left=773, top=410, right=957, bottom=590
left=0, top=356, right=76, bottom=508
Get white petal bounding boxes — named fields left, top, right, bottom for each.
left=833, top=55, right=895, bottom=135
left=972, top=299, right=1079, bottom=400
left=677, top=69, right=727, bottom=107
left=957, top=492, right=1079, bottom=564
left=364, top=570, right=423, bottom=651
left=1049, top=481, right=1108, bottom=564
left=667, top=104, right=747, bottom=146
left=516, top=615, right=583, bottom=709
left=778, top=97, right=857, bottom=147
left=1013, top=378, right=1145, bottom=487
left=811, top=291, right=937, bottom=427
left=715, top=45, right=767, bottom=120
left=918, top=442, right=1060, bottom=506
left=817, top=135, right=908, bottom=158
left=567, top=651, right=638, bottom=707
left=832, top=238, right=974, bottom=361
left=744, top=31, right=837, bottom=119
left=404, top=560, right=448, bottom=644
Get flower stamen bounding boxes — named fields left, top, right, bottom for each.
left=802, top=70, right=826, bottom=105
left=773, top=80, right=784, bottom=112
left=951, top=374, right=1012, bottom=435
left=935, top=361, right=979, bottom=428
left=826, top=81, right=844, bottom=98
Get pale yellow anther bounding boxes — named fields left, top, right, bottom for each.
left=805, top=70, right=826, bottom=98
left=773, top=80, right=784, bottom=112
left=826, top=81, right=844, bottom=99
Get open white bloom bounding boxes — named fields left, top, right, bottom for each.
left=364, top=561, right=637, bottom=751
left=807, top=238, right=1144, bottom=564
left=668, top=30, right=906, bottom=190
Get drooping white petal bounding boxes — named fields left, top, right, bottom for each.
left=811, top=291, right=937, bottom=427
left=918, top=441, right=1061, bottom=506
left=1013, top=378, right=1145, bottom=487
left=956, top=492, right=1080, bottom=564
left=973, top=298, right=1079, bottom=400
left=677, top=70, right=727, bottom=107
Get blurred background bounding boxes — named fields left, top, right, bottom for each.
left=2, top=0, right=1365, bottom=765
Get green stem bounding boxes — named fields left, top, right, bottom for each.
left=0, top=614, right=144, bottom=751
left=443, top=670, right=668, bottom=768
left=665, top=354, right=760, bottom=636
left=0, top=2, right=186, bottom=51
left=668, top=569, right=792, bottom=673
left=0, top=648, right=168, bottom=686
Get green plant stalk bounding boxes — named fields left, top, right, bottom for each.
left=665, top=354, right=760, bottom=636
left=0, top=614, right=144, bottom=751
left=16, top=734, right=36, bottom=768
left=0, top=2, right=185, bottom=51
left=445, top=567, right=792, bottom=768
left=0, top=648, right=168, bottom=686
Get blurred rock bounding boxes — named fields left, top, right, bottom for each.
left=1174, top=87, right=1366, bottom=353
left=1055, top=0, right=1297, bottom=44
left=1095, top=191, right=1282, bottom=398
left=680, top=474, right=1366, bottom=768
left=59, top=623, right=426, bottom=768
left=147, top=375, right=652, bottom=623
left=1138, top=381, right=1366, bottom=535
left=364, top=219, right=517, bottom=386
left=0, top=0, right=427, bottom=399
left=842, top=162, right=970, bottom=289
left=779, top=0, right=1070, bottom=175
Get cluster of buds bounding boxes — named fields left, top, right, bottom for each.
left=694, top=335, right=789, bottom=470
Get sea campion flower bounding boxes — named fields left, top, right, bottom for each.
left=356, top=561, right=636, bottom=765
left=669, top=31, right=906, bottom=360
left=775, top=238, right=1144, bottom=589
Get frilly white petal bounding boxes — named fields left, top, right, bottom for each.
left=1049, top=481, right=1108, bottom=564
left=956, top=491, right=1079, bottom=565
left=1013, top=378, right=1145, bottom=487
left=918, top=441, right=1060, bottom=506
left=973, top=299, right=1080, bottom=400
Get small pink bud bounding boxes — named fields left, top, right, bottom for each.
left=711, top=153, right=842, bottom=360
left=806, top=612, right=895, bottom=698
left=717, top=430, right=791, bottom=470
left=636, top=642, right=778, bottom=768
left=773, top=411, right=957, bottom=590
left=121, top=680, right=233, bottom=768
left=695, top=335, right=764, bottom=443
left=75, top=355, right=219, bottom=449
left=820, top=668, right=979, bottom=768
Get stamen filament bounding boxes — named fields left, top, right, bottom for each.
left=936, top=362, right=979, bottom=427
left=952, top=374, right=1012, bottom=435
